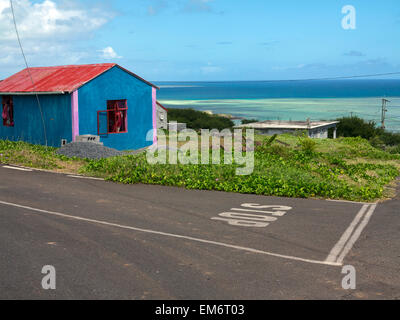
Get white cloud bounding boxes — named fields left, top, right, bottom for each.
left=99, top=46, right=122, bottom=60
left=0, top=0, right=113, bottom=76
left=0, top=0, right=109, bottom=40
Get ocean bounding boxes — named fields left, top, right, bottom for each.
left=155, top=80, right=400, bottom=132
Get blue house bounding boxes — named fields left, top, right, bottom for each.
left=0, top=63, right=159, bottom=150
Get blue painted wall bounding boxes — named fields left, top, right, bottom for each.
left=0, top=94, right=72, bottom=147
left=78, top=66, right=153, bottom=150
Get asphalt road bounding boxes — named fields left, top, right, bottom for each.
left=0, top=164, right=399, bottom=300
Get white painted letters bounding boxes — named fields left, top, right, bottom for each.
left=212, top=203, right=292, bottom=228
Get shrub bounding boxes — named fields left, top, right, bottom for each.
left=379, top=131, right=400, bottom=146
left=369, top=136, right=385, bottom=150
left=167, top=108, right=234, bottom=131
left=386, top=145, right=400, bottom=154
left=241, top=119, right=259, bottom=124
left=256, top=135, right=289, bottom=157
left=298, top=135, right=317, bottom=155
left=269, top=144, right=290, bottom=158
left=336, top=116, right=383, bottom=140
left=293, top=130, right=309, bottom=137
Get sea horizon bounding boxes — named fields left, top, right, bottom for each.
left=156, top=79, right=400, bottom=132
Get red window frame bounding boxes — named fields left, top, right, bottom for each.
left=2, top=96, right=14, bottom=127
left=97, top=99, right=128, bottom=135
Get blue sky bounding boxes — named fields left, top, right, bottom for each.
left=0, top=0, right=399, bottom=81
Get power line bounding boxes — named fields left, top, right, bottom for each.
left=279, top=72, right=400, bottom=82
left=180, top=71, right=400, bottom=84
left=225, top=72, right=400, bottom=83
left=9, top=0, right=47, bottom=146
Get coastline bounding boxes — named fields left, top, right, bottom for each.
left=158, top=97, right=400, bottom=132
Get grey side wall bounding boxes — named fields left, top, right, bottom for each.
left=257, top=128, right=330, bottom=138
left=156, top=106, right=168, bottom=129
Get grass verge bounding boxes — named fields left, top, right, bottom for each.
left=0, top=140, right=86, bottom=173
left=1, top=136, right=399, bottom=202
left=81, top=135, right=400, bottom=202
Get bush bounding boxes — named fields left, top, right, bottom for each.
left=386, top=145, right=400, bottom=154
left=369, top=136, right=385, bottom=150
left=168, top=108, right=234, bottom=131
left=293, top=130, right=309, bottom=137
left=298, top=135, right=317, bottom=155
left=269, top=144, right=290, bottom=158
left=379, top=131, right=400, bottom=146
left=336, top=116, right=383, bottom=140
left=335, top=116, right=400, bottom=151
left=257, top=135, right=289, bottom=156
left=241, top=119, right=259, bottom=124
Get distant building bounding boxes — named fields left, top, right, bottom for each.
left=0, top=63, right=159, bottom=150
left=156, top=102, right=168, bottom=129
left=238, top=120, right=339, bottom=139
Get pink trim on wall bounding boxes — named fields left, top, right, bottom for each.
left=71, top=90, right=79, bottom=141
left=152, top=87, right=157, bottom=145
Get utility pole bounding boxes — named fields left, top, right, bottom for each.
left=381, top=98, right=390, bottom=129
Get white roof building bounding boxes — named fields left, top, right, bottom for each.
left=237, top=120, right=339, bottom=139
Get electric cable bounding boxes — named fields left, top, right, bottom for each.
left=9, top=0, right=48, bottom=146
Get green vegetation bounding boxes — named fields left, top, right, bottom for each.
left=336, top=116, right=381, bottom=140
left=0, top=140, right=85, bottom=172
left=336, top=116, right=400, bottom=154
left=167, top=108, right=234, bottom=131
left=241, top=119, right=259, bottom=124
left=297, top=135, right=317, bottom=155
left=2, top=132, right=400, bottom=202
left=81, top=134, right=400, bottom=202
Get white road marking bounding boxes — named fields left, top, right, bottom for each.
left=241, top=204, right=293, bottom=211
left=67, top=175, right=104, bottom=181
left=326, top=199, right=377, bottom=205
left=231, top=208, right=286, bottom=216
left=325, top=205, right=369, bottom=263
left=1, top=165, right=104, bottom=179
left=212, top=203, right=292, bottom=228
left=211, top=216, right=270, bottom=228
left=335, top=204, right=377, bottom=264
left=325, top=204, right=377, bottom=264
left=0, top=199, right=342, bottom=267
left=219, top=211, right=278, bottom=222
left=2, top=165, right=33, bottom=172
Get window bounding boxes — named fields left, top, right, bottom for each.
left=2, top=96, right=14, bottom=127
left=97, top=100, right=128, bottom=135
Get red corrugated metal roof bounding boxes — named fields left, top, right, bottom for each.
left=0, top=63, right=158, bottom=94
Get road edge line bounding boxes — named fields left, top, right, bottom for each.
left=2, top=165, right=33, bottom=172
